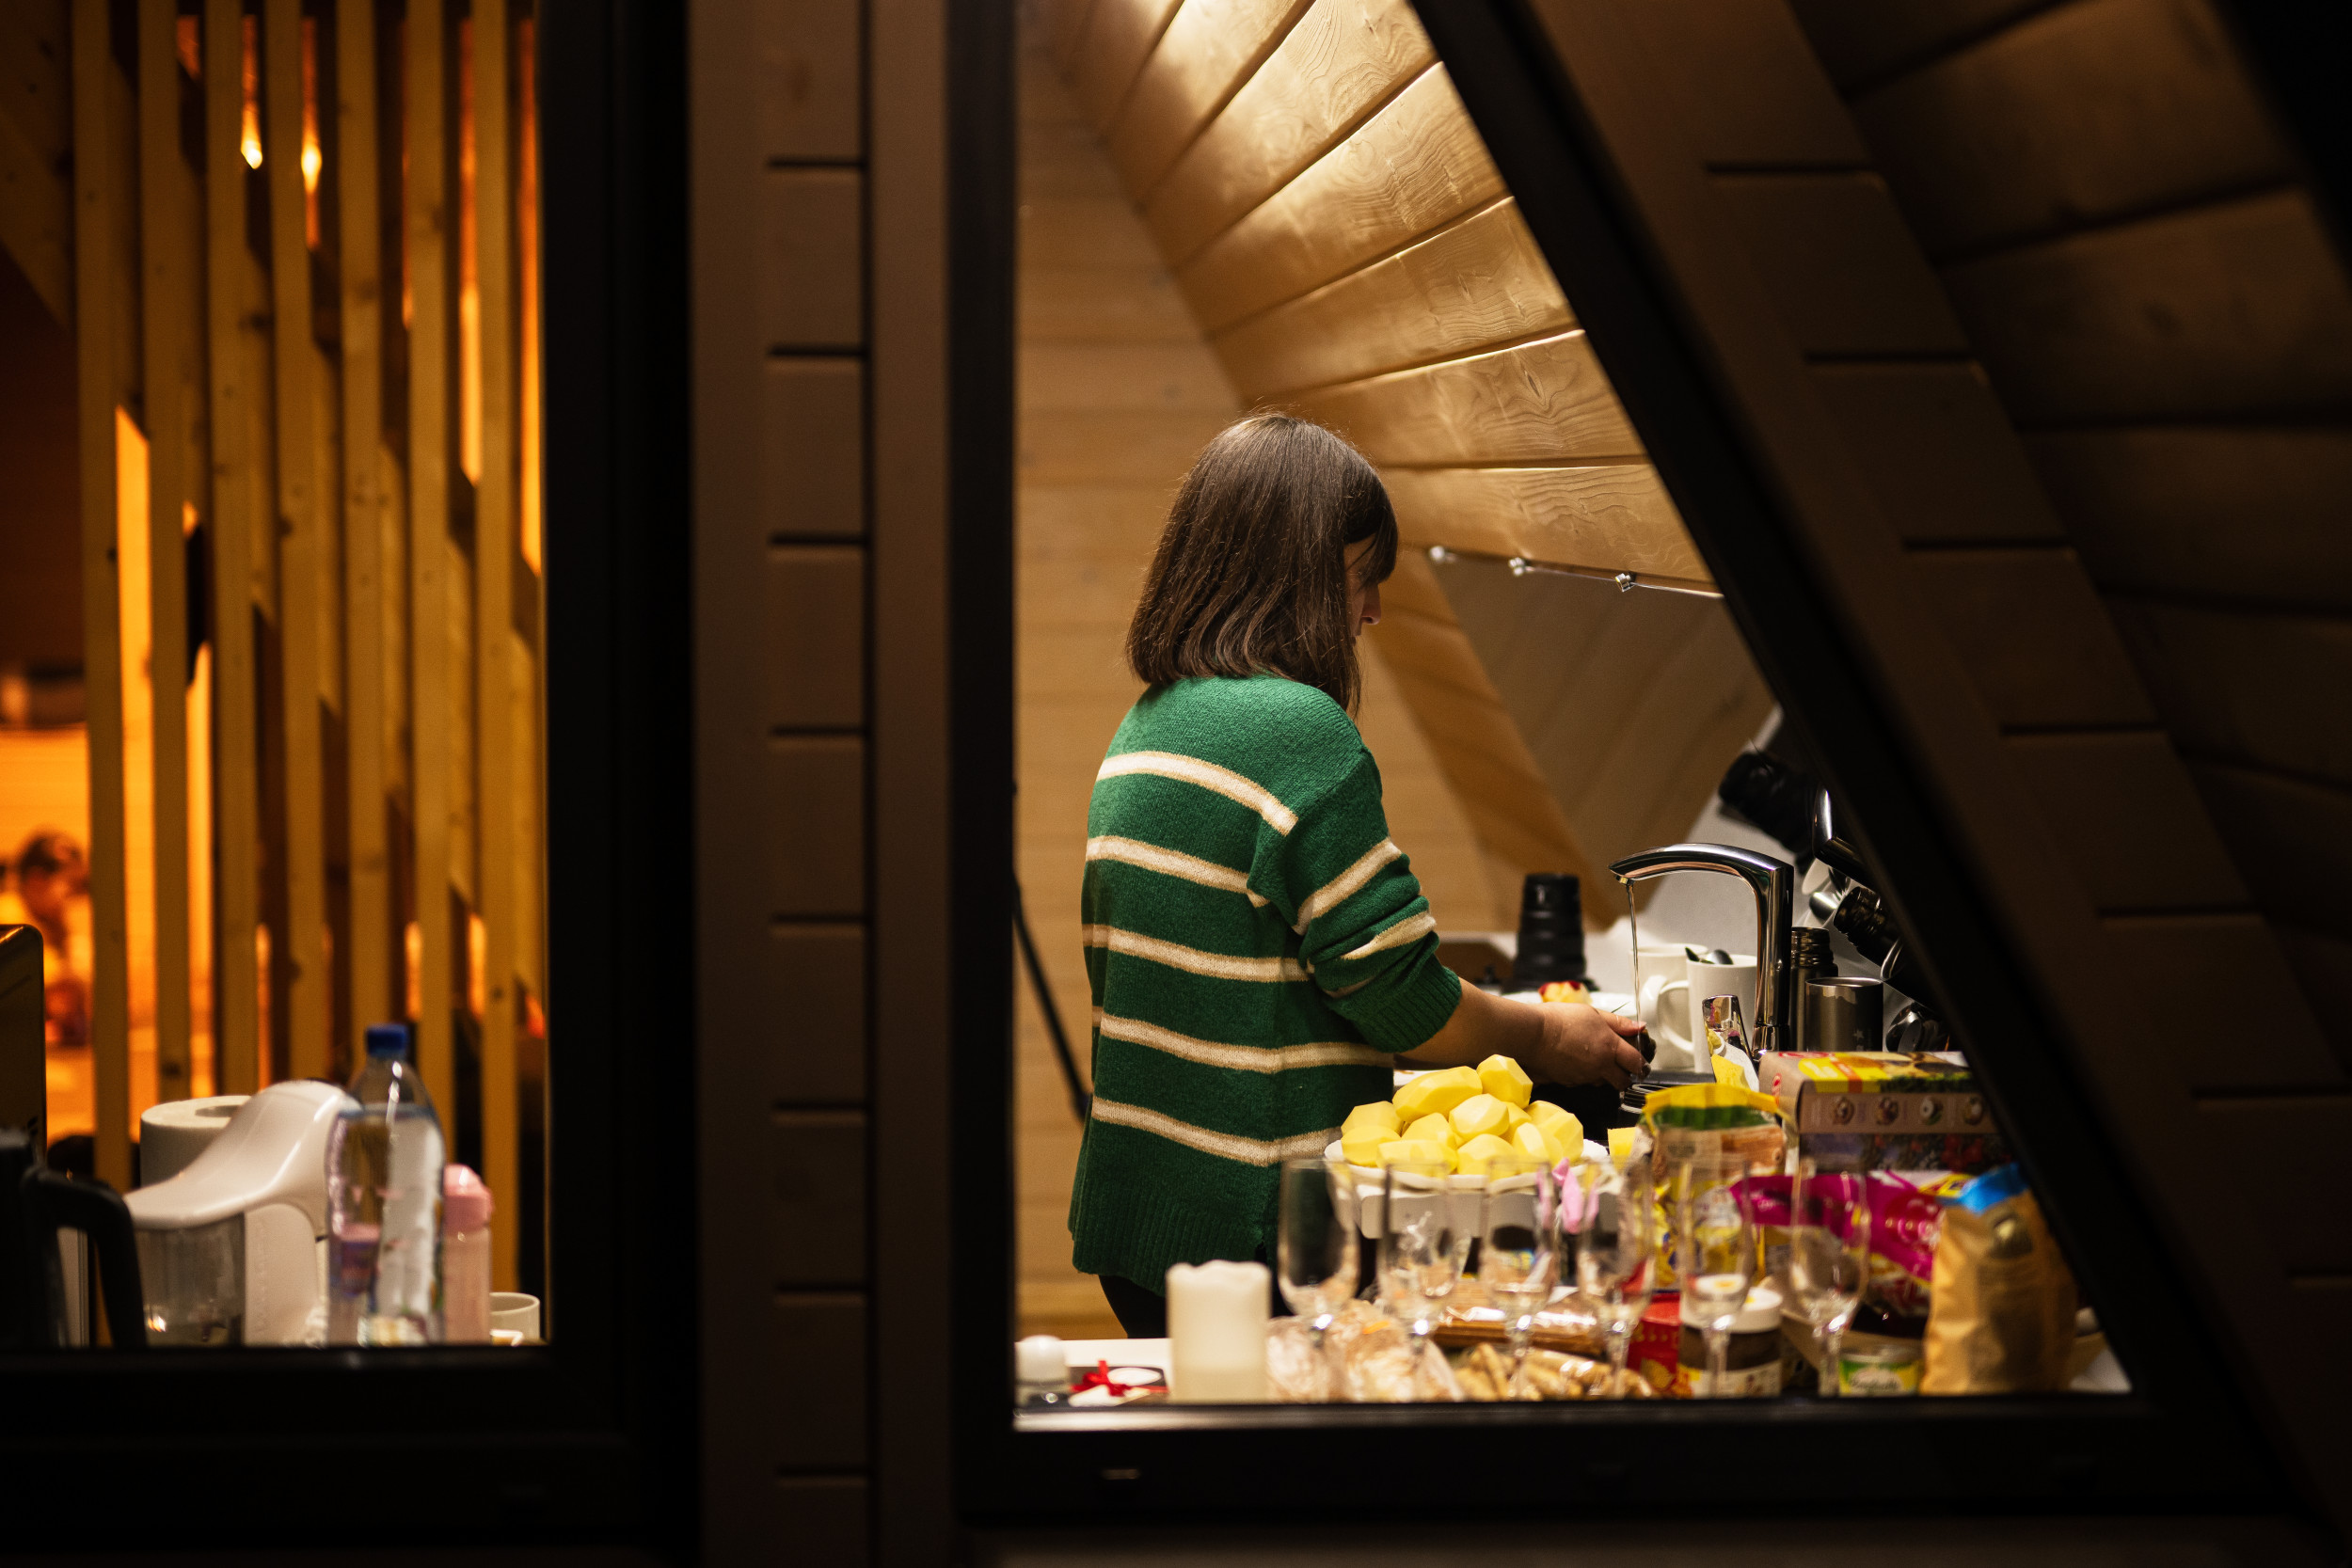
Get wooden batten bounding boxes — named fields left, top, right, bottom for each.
left=136, top=0, right=197, bottom=1106
left=470, top=0, right=521, bottom=1288
left=337, top=0, right=393, bottom=1037
left=1103, top=0, right=1308, bottom=201
left=407, top=0, right=458, bottom=1120
left=202, top=0, right=263, bottom=1095
left=263, top=0, right=330, bottom=1082
left=70, top=0, right=135, bottom=1187
left=0, top=0, right=72, bottom=323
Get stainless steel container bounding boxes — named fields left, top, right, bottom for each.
left=1801, top=976, right=1884, bottom=1053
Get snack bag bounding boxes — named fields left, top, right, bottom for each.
left=1635, top=1084, right=1786, bottom=1287
left=1923, top=1164, right=2077, bottom=1394
left=1743, top=1171, right=1942, bottom=1321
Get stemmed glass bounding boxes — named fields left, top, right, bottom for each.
left=1381, top=1158, right=1469, bottom=1387
left=1477, top=1159, right=1560, bottom=1396
left=1675, top=1155, right=1757, bottom=1398
left=1568, top=1160, right=1653, bottom=1398
left=1787, top=1158, right=1870, bottom=1396
left=1276, top=1156, right=1360, bottom=1397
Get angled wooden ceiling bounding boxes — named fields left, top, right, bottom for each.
left=1044, top=0, right=1773, bottom=927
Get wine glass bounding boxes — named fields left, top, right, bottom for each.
left=1675, top=1156, right=1757, bottom=1398
left=1568, top=1160, right=1653, bottom=1398
left=1477, top=1158, right=1559, bottom=1396
left=1380, top=1158, right=1468, bottom=1387
left=1787, top=1158, right=1869, bottom=1396
left=1277, top=1157, right=1359, bottom=1396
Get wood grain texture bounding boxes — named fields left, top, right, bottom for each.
left=2104, top=911, right=2345, bottom=1088
left=137, top=0, right=198, bottom=1104
left=1620, top=0, right=1866, bottom=167
left=1065, top=0, right=1179, bottom=135
left=70, top=0, right=133, bottom=1184
left=202, top=0, right=262, bottom=1095
left=1139, top=0, right=1430, bottom=264
left=264, top=0, right=329, bottom=1084
left=1811, top=362, right=2066, bottom=544
left=2108, top=602, right=2352, bottom=788
left=2004, top=731, right=2251, bottom=911
left=1712, top=172, right=1968, bottom=356
left=407, top=0, right=457, bottom=1116
left=1211, top=198, right=1565, bottom=395
left=1385, top=466, right=1706, bottom=585
left=2024, top=428, right=2352, bottom=611
left=337, top=0, right=393, bottom=1040
left=1907, top=549, right=2158, bottom=730
left=1851, top=0, right=2287, bottom=260
left=1286, top=331, right=1640, bottom=464
left=1176, top=63, right=1501, bottom=333
left=1944, top=190, right=2352, bottom=423
left=1785, top=0, right=2052, bottom=92
left=1104, top=0, right=1307, bottom=200
left=0, top=0, right=71, bottom=323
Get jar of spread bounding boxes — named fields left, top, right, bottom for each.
left=1677, top=1286, right=1785, bottom=1397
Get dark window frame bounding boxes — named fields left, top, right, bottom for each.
left=946, top=0, right=2305, bottom=1530
left=0, top=3, right=698, bottom=1552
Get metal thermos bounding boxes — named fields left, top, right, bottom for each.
left=1801, top=976, right=1884, bottom=1053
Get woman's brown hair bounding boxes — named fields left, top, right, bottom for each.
left=1126, top=415, right=1398, bottom=710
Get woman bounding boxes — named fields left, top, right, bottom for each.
left=1068, top=416, right=1646, bottom=1336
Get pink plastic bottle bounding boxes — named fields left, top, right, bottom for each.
left=442, top=1164, right=496, bottom=1343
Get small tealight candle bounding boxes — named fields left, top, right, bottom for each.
left=1165, top=1259, right=1270, bottom=1402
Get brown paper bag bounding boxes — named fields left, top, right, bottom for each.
left=1922, top=1178, right=2076, bottom=1394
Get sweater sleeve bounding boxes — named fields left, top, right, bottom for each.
left=1256, top=749, right=1463, bottom=1053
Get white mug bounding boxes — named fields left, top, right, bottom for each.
left=1632, top=946, right=1696, bottom=1071
left=1685, top=952, right=1758, bottom=1054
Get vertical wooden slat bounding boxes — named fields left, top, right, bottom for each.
left=202, top=0, right=262, bottom=1096
left=263, top=0, right=329, bottom=1081
left=408, top=0, right=458, bottom=1117
left=337, top=0, right=392, bottom=1039
left=70, top=0, right=134, bottom=1188
left=137, top=0, right=194, bottom=1106
left=471, top=0, right=518, bottom=1284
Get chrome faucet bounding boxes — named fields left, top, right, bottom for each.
left=1608, top=843, right=1796, bottom=1056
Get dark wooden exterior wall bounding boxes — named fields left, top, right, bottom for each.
left=693, top=0, right=980, bottom=1560
left=1517, top=0, right=2348, bottom=1528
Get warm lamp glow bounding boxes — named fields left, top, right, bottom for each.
left=240, top=16, right=262, bottom=168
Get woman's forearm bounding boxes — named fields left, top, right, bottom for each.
left=1396, top=981, right=1650, bottom=1091
left=1396, top=982, right=1537, bottom=1069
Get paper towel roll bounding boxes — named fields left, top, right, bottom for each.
left=138, top=1095, right=249, bottom=1186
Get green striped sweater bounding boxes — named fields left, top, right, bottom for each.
left=1067, top=673, right=1464, bottom=1291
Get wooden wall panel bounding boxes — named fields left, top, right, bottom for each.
left=1809, top=363, right=2066, bottom=546
left=1176, top=64, right=1500, bottom=332
left=1140, top=0, right=1430, bottom=264
left=1288, top=331, right=1640, bottom=464
left=1213, top=198, right=1565, bottom=394
left=0, top=0, right=72, bottom=322
left=1850, top=0, right=2290, bottom=260
left=1785, top=0, right=2050, bottom=91
left=1386, top=467, right=1702, bottom=584
left=1063, top=0, right=1180, bottom=135
left=1104, top=0, right=1306, bottom=199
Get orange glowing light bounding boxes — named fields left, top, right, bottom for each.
left=240, top=16, right=262, bottom=168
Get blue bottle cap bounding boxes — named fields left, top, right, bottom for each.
left=364, top=1022, right=413, bottom=1058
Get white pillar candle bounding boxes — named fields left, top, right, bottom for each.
left=1165, top=1259, right=1270, bottom=1402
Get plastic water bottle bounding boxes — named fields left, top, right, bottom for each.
left=326, top=1023, right=447, bottom=1345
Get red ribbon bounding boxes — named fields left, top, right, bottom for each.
left=1072, top=1358, right=1140, bottom=1398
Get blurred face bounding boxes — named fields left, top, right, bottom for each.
left=1344, top=537, right=1383, bottom=641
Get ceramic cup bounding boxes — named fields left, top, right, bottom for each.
left=1685, top=952, right=1757, bottom=1052
left=490, top=1291, right=542, bottom=1342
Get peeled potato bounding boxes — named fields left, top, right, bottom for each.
left=1512, top=1122, right=1556, bottom=1165
left=1343, top=1101, right=1400, bottom=1136
left=1399, top=1112, right=1454, bottom=1148
left=1529, top=1101, right=1581, bottom=1151
left=1379, top=1137, right=1455, bottom=1172
left=1454, top=1132, right=1519, bottom=1176
left=1341, top=1131, right=1390, bottom=1166
left=1393, top=1064, right=1484, bottom=1123
left=1450, top=1093, right=1510, bottom=1141
left=1476, top=1054, right=1534, bottom=1109
left=1608, top=1126, right=1637, bottom=1167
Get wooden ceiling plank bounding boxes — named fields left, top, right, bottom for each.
left=1106, top=0, right=1310, bottom=201
left=1385, top=466, right=1706, bottom=584
left=2109, top=601, right=2352, bottom=791
left=2104, top=911, right=2345, bottom=1089
left=2026, top=428, right=2352, bottom=612
left=2003, top=730, right=2253, bottom=912
left=1287, top=330, right=1641, bottom=465
left=1710, top=171, right=1969, bottom=356
left=1810, top=361, right=2068, bottom=545
left=2185, top=760, right=2352, bottom=942
left=1140, top=0, right=1431, bottom=264
left=1175, top=64, right=1502, bottom=333
left=1907, top=550, right=2160, bottom=731
left=1850, top=0, right=2290, bottom=261
left=1945, top=189, right=2352, bottom=424
left=1064, top=0, right=1181, bottom=137
left=1209, top=198, right=1565, bottom=394
left=1784, top=0, right=2051, bottom=93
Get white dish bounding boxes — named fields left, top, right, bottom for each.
left=1324, top=1138, right=1611, bottom=1236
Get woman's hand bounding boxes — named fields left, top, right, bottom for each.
left=1399, top=985, right=1649, bottom=1090
left=1522, top=1003, right=1649, bottom=1093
